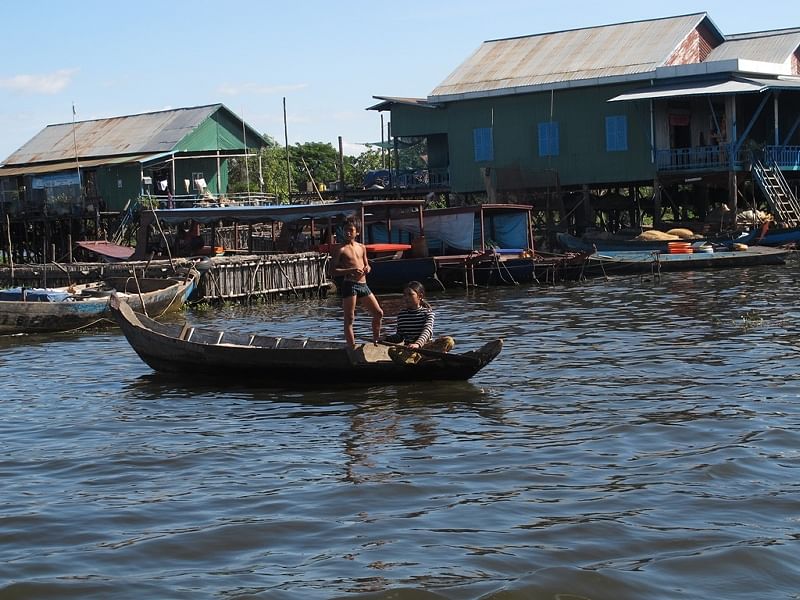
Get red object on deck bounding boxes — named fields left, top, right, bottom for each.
left=365, top=243, right=412, bottom=253
left=315, top=243, right=411, bottom=254
left=75, top=240, right=135, bottom=261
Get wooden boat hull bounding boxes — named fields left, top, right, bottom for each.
left=583, top=246, right=790, bottom=277
left=110, top=296, right=502, bottom=384
left=0, top=274, right=196, bottom=335
left=435, top=252, right=590, bottom=286
left=557, top=232, right=721, bottom=253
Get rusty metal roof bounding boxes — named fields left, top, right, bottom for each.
left=708, top=30, right=800, bottom=64
left=0, top=154, right=156, bottom=177
left=430, top=13, right=717, bottom=101
left=3, top=104, right=221, bottom=166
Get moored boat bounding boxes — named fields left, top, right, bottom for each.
left=110, top=294, right=503, bottom=384
left=582, top=245, right=790, bottom=277
left=0, top=271, right=197, bottom=335
left=392, top=204, right=589, bottom=287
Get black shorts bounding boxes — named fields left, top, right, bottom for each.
left=338, top=279, right=372, bottom=298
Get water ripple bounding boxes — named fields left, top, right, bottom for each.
left=2, top=263, right=800, bottom=598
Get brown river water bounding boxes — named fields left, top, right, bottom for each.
left=1, top=260, right=800, bottom=599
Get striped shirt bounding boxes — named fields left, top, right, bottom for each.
left=387, top=306, right=434, bottom=346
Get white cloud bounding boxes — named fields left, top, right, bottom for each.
left=0, top=68, right=78, bottom=94
left=216, top=82, right=309, bottom=96
left=342, top=141, right=369, bottom=155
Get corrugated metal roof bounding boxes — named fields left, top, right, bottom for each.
left=608, top=75, right=800, bottom=102
left=0, top=154, right=157, bottom=177
left=3, top=104, right=221, bottom=166
left=707, top=30, right=800, bottom=64
left=430, top=13, right=715, bottom=101
left=367, top=96, right=440, bottom=111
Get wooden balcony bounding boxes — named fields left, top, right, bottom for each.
left=657, top=144, right=800, bottom=173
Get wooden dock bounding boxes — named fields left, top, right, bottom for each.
left=0, top=252, right=332, bottom=303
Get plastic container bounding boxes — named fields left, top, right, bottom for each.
left=667, top=241, right=692, bottom=254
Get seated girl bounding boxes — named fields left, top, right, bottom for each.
left=384, top=281, right=454, bottom=358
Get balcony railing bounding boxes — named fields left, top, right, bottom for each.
left=656, top=143, right=738, bottom=171
left=392, top=168, right=450, bottom=189
left=765, top=146, right=800, bottom=170
left=149, top=192, right=278, bottom=209
left=657, top=144, right=800, bottom=172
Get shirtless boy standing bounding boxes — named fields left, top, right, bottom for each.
left=330, top=217, right=384, bottom=347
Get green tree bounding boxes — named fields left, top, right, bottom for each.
left=343, top=148, right=384, bottom=188
left=228, top=144, right=294, bottom=202
left=228, top=137, right=430, bottom=198
left=290, top=142, right=339, bottom=191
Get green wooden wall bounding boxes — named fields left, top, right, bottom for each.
left=390, top=83, right=658, bottom=193
left=175, top=109, right=262, bottom=152
left=96, top=164, right=142, bottom=211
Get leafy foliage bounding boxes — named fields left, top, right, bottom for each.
left=228, top=137, right=428, bottom=201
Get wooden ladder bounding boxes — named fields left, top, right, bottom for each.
left=752, top=159, right=800, bottom=226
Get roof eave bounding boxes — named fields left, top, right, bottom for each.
left=367, top=96, right=441, bottom=111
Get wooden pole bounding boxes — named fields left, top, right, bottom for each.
left=300, top=157, right=324, bottom=202
left=283, top=97, right=291, bottom=203
left=338, top=136, right=345, bottom=198
left=5, top=214, right=13, bottom=283
left=242, top=109, right=251, bottom=201
left=381, top=114, right=386, bottom=169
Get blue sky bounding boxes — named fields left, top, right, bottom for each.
left=1, top=0, right=797, bottom=162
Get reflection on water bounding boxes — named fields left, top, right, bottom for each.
left=2, top=261, right=800, bottom=599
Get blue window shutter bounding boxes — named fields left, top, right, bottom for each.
left=606, top=115, right=628, bottom=151
left=473, top=127, right=494, bottom=162
left=538, top=122, right=559, bottom=157
left=552, top=123, right=559, bottom=156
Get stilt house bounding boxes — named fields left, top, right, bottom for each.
left=0, top=104, right=267, bottom=216
left=370, top=13, right=800, bottom=233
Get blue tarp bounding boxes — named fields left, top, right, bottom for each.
left=0, top=288, right=72, bottom=302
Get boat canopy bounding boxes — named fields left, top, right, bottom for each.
left=152, top=200, right=425, bottom=226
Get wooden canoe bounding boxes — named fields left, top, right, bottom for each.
left=110, top=295, right=503, bottom=384
left=0, top=272, right=197, bottom=335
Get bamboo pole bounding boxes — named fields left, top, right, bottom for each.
left=300, top=157, right=324, bottom=202
left=6, top=214, right=13, bottom=284
left=338, top=136, right=345, bottom=198
left=283, top=97, right=291, bottom=202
